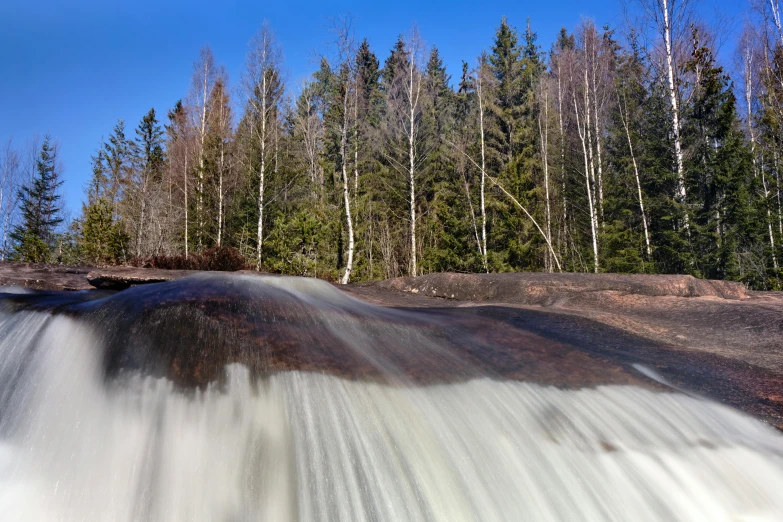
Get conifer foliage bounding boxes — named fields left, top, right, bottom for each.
left=11, top=136, right=63, bottom=263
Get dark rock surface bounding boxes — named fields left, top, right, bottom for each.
left=2, top=264, right=782, bottom=429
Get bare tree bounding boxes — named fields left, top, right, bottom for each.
left=0, top=138, right=21, bottom=260
left=293, top=81, right=324, bottom=193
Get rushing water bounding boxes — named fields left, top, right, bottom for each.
left=0, top=275, right=782, bottom=521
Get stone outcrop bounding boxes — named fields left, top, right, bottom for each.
left=372, top=272, right=750, bottom=302
left=2, top=263, right=782, bottom=429
left=86, top=267, right=197, bottom=289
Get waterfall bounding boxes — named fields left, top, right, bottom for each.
left=1, top=275, right=782, bottom=521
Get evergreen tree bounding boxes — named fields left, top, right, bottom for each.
left=682, top=30, right=756, bottom=283
left=135, top=108, right=165, bottom=179
left=602, top=33, right=655, bottom=272
left=103, top=120, right=134, bottom=212
left=11, top=136, right=64, bottom=262
left=80, top=197, right=128, bottom=265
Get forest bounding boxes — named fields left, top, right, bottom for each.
left=3, top=0, right=783, bottom=289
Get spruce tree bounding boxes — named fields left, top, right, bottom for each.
left=488, top=17, right=522, bottom=170
left=11, top=136, right=64, bottom=263
left=683, top=30, right=756, bottom=283
left=135, top=108, right=165, bottom=180
left=103, top=120, right=133, bottom=211
left=602, top=33, right=655, bottom=272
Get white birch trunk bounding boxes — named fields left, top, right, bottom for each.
left=618, top=90, right=652, bottom=258
left=589, top=40, right=605, bottom=226
left=184, top=148, right=189, bottom=259
left=539, top=90, right=553, bottom=272
left=583, top=70, right=601, bottom=252
left=745, top=48, right=778, bottom=270
left=477, top=67, right=489, bottom=272
left=354, top=89, right=360, bottom=196
left=776, top=152, right=783, bottom=237
left=340, top=82, right=355, bottom=285
left=408, top=61, right=419, bottom=277
left=661, top=0, right=690, bottom=231
left=198, top=62, right=208, bottom=250
left=557, top=63, right=567, bottom=257
left=462, top=174, right=483, bottom=261
left=574, top=89, right=599, bottom=273
left=257, top=72, right=267, bottom=269
left=218, top=143, right=224, bottom=247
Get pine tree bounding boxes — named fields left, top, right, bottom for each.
left=11, top=136, right=64, bottom=263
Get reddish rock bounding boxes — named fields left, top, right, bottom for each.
left=87, top=267, right=197, bottom=289
left=0, top=262, right=94, bottom=291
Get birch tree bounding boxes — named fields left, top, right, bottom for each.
left=188, top=46, right=218, bottom=250
left=243, top=21, right=284, bottom=269
left=206, top=73, right=234, bottom=247
left=475, top=54, right=491, bottom=271
left=568, top=45, right=600, bottom=272
left=325, top=18, right=358, bottom=284
left=638, top=0, right=694, bottom=231
left=537, top=81, right=554, bottom=271
left=615, top=40, right=652, bottom=258
left=382, top=28, right=430, bottom=277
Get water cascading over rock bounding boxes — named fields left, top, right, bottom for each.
left=0, top=274, right=782, bottom=521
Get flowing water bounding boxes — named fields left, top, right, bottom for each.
left=0, top=275, right=782, bottom=521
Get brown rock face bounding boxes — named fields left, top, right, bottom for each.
left=351, top=272, right=783, bottom=429
left=2, top=268, right=782, bottom=429
left=0, top=262, right=94, bottom=291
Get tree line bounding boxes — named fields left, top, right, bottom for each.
left=4, top=1, right=783, bottom=289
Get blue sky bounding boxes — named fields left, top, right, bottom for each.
left=0, top=0, right=745, bottom=214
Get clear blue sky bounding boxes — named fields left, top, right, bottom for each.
left=0, top=0, right=744, bottom=214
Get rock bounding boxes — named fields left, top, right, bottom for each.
left=2, top=269, right=783, bottom=429
left=350, top=272, right=783, bottom=430
left=0, top=262, right=94, bottom=291
left=373, top=272, right=750, bottom=302
left=86, top=267, right=197, bottom=290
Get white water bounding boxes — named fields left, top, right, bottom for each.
left=1, top=299, right=783, bottom=520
